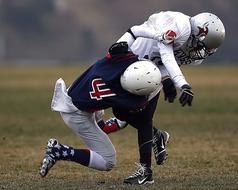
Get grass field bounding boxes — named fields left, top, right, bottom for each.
left=0, top=64, right=237, bottom=190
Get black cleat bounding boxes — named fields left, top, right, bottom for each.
left=152, top=129, right=170, bottom=165
left=39, top=139, right=60, bottom=177
left=123, top=163, right=154, bottom=185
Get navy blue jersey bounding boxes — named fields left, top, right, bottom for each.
left=68, top=52, right=148, bottom=112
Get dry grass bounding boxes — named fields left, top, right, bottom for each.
left=0, top=64, right=237, bottom=190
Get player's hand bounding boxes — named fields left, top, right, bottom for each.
left=108, top=42, right=128, bottom=55
left=162, top=78, right=177, bottom=103
left=179, top=84, right=193, bottom=106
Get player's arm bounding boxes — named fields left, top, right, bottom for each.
left=159, top=43, right=193, bottom=106
left=117, top=31, right=136, bottom=47
left=161, top=76, right=177, bottom=103
left=117, top=24, right=174, bottom=47
left=116, top=24, right=155, bottom=45
left=156, top=65, right=176, bottom=103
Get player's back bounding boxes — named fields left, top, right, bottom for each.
left=131, top=11, right=191, bottom=58
left=146, top=11, right=191, bottom=43
left=68, top=53, right=147, bottom=112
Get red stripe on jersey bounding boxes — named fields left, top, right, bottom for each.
left=106, top=53, right=111, bottom=59
left=110, top=52, right=138, bottom=63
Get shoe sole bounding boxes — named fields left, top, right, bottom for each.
left=144, top=180, right=154, bottom=185
left=156, top=150, right=168, bottom=165
left=124, top=180, right=154, bottom=185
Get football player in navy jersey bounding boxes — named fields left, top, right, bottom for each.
left=39, top=42, right=161, bottom=185
left=97, top=11, right=225, bottom=185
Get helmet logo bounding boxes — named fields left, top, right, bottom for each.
left=197, top=22, right=209, bottom=37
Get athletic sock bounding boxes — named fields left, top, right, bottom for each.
left=50, top=144, right=111, bottom=171
left=50, top=144, right=90, bottom=167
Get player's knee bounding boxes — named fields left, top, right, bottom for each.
left=105, top=151, right=116, bottom=171
left=105, top=156, right=116, bottom=171
left=105, top=161, right=115, bottom=171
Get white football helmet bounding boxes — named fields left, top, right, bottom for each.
left=120, top=60, right=161, bottom=96
left=189, top=13, right=225, bottom=59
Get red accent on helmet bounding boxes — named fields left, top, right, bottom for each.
left=197, top=26, right=209, bottom=36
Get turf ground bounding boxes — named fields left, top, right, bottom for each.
left=0, top=64, right=237, bottom=190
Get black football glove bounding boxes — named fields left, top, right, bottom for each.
left=179, top=84, right=194, bottom=106
left=108, top=42, right=129, bottom=55
left=162, top=78, right=177, bottom=103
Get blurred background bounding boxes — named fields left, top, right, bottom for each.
left=0, top=0, right=236, bottom=65
left=1, top=1, right=238, bottom=189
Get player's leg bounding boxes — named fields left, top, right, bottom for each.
left=111, top=109, right=153, bottom=184
left=39, top=110, right=116, bottom=177
left=111, top=93, right=170, bottom=165
left=39, top=138, right=92, bottom=177
left=124, top=120, right=154, bottom=184
left=111, top=95, right=159, bottom=185
left=112, top=94, right=169, bottom=184
left=61, top=110, right=116, bottom=170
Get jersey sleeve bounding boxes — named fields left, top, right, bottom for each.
left=117, top=32, right=136, bottom=47
left=158, top=43, right=189, bottom=88
left=116, top=25, right=157, bottom=55
left=158, top=65, right=169, bottom=78
left=117, top=24, right=157, bottom=47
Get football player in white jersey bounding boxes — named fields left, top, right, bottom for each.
left=97, top=11, right=225, bottom=185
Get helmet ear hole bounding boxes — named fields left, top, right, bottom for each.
left=120, top=60, right=162, bottom=96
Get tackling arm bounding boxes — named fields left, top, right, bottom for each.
left=117, top=24, right=176, bottom=47
left=159, top=43, right=188, bottom=88
left=159, top=43, right=194, bottom=106
left=117, top=24, right=161, bottom=47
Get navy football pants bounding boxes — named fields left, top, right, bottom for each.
left=112, top=94, right=159, bottom=167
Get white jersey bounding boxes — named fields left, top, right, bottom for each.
left=117, top=11, right=203, bottom=89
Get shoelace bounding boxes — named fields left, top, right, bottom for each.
left=152, top=131, right=159, bottom=144
left=129, top=162, right=146, bottom=177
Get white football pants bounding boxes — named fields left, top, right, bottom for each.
left=51, top=78, right=116, bottom=171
